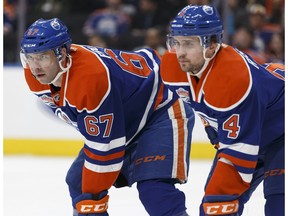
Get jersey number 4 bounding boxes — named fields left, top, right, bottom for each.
left=222, top=114, right=240, bottom=139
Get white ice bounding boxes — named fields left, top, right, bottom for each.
left=3, top=156, right=265, bottom=216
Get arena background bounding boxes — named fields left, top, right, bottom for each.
left=3, top=0, right=284, bottom=159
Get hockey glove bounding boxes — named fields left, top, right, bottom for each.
left=202, top=195, right=239, bottom=216
left=74, top=191, right=109, bottom=216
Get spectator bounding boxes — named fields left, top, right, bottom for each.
left=266, top=32, right=284, bottom=64
left=4, top=0, right=17, bottom=63
left=134, top=27, right=166, bottom=56
left=130, top=0, right=166, bottom=37
left=82, top=0, right=133, bottom=48
left=4, top=0, right=16, bottom=36
left=247, top=3, right=280, bottom=53
left=87, top=35, right=108, bottom=47
left=265, top=0, right=284, bottom=24
left=232, top=26, right=266, bottom=64
left=223, top=0, right=249, bottom=43
left=186, top=0, right=210, bottom=5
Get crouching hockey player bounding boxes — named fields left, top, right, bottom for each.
left=20, top=18, right=195, bottom=216
left=161, top=4, right=285, bottom=216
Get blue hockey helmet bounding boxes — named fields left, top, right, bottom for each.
left=21, top=18, right=72, bottom=58
left=168, top=5, right=223, bottom=48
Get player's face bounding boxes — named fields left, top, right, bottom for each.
left=25, top=50, right=61, bottom=84
left=172, top=36, right=205, bottom=74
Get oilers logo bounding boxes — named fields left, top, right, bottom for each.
left=50, top=18, right=61, bottom=30
left=40, top=94, right=57, bottom=108
left=202, top=5, right=214, bottom=15
left=176, top=88, right=190, bottom=103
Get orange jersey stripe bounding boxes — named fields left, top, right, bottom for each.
left=264, top=63, right=285, bottom=81
left=154, top=82, right=164, bottom=110
left=218, top=152, right=257, bottom=169
left=83, top=148, right=125, bottom=162
left=172, top=100, right=186, bottom=180
left=265, top=63, right=285, bottom=71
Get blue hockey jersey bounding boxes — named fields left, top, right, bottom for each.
left=160, top=44, right=284, bottom=189
left=23, top=45, right=183, bottom=195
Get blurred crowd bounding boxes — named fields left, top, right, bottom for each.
left=4, top=0, right=285, bottom=64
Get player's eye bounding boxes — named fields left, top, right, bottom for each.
left=183, top=41, right=194, bottom=48
left=173, top=40, right=180, bottom=47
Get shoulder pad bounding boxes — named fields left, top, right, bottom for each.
left=203, top=47, right=252, bottom=111
left=66, top=46, right=110, bottom=112
left=160, top=51, right=188, bottom=83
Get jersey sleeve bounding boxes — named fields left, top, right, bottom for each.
left=64, top=45, right=125, bottom=195
left=79, top=100, right=126, bottom=195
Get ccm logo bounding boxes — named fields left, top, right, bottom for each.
left=79, top=202, right=108, bottom=213
left=264, top=169, right=284, bottom=178
left=135, top=155, right=166, bottom=165
left=203, top=200, right=239, bottom=215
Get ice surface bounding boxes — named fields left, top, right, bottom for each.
left=3, top=156, right=265, bottom=216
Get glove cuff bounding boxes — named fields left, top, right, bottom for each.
left=203, top=199, right=239, bottom=215
left=76, top=195, right=109, bottom=214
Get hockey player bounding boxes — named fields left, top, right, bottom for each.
left=20, top=18, right=195, bottom=216
left=162, top=4, right=285, bottom=216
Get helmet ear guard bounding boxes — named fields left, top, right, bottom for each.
left=167, top=5, right=223, bottom=49
left=19, top=50, right=29, bottom=69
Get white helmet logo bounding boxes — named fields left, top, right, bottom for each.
left=202, top=5, right=213, bottom=15
left=51, top=19, right=61, bottom=30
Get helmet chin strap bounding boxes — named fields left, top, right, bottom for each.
left=189, top=43, right=220, bottom=78
left=48, top=55, right=72, bottom=85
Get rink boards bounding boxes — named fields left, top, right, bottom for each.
left=3, top=139, right=215, bottom=158
left=4, top=66, right=214, bottom=159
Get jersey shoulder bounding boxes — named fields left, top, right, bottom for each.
left=65, top=45, right=110, bottom=112
left=203, top=45, right=252, bottom=110
left=160, top=51, right=189, bottom=83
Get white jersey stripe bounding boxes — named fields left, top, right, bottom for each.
left=84, top=137, right=126, bottom=152
left=32, top=89, right=51, bottom=95
left=219, top=142, right=259, bottom=156
left=127, top=49, right=159, bottom=145
left=179, top=99, right=188, bottom=180
left=168, top=99, right=189, bottom=180
left=168, top=106, right=178, bottom=179
left=239, top=172, right=253, bottom=183
left=84, top=160, right=123, bottom=173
